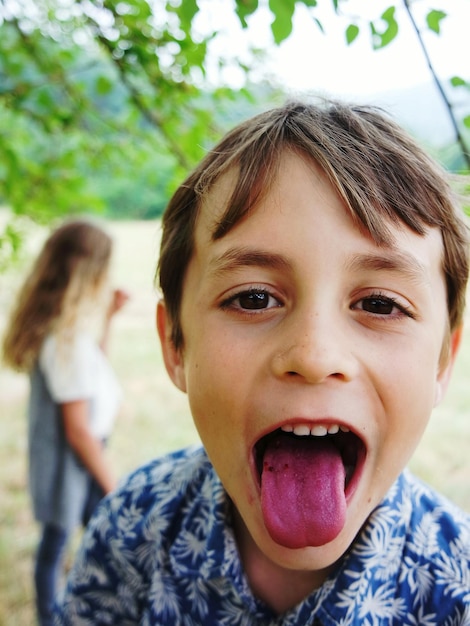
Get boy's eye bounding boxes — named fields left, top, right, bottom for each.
left=361, top=296, right=395, bottom=315
left=222, top=288, right=281, bottom=311
left=353, top=293, right=413, bottom=318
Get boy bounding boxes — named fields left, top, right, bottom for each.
left=55, top=100, right=470, bottom=624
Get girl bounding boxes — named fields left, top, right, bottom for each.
left=2, top=218, right=128, bottom=625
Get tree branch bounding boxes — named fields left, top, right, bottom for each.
left=403, top=0, right=470, bottom=170
left=95, top=34, right=192, bottom=170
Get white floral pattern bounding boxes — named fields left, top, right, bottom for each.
left=54, top=446, right=470, bottom=625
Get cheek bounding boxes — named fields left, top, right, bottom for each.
left=185, top=343, right=241, bottom=436
left=379, top=356, right=437, bottom=446
left=186, top=355, right=250, bottom=485
left=185, top=322, right=252, bottom=395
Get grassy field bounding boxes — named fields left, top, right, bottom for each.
left=1, top=218, right=470, bottom=625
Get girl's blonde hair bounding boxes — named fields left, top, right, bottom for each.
left=2, top=218, right=112, bottom=372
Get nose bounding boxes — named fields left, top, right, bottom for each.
left=271, top=308, right=358, bottom=384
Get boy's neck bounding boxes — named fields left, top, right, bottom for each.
left=232, top=508, right=334, bottom=614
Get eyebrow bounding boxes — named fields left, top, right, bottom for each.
left=209, top=247, right=292, bottom=276
left=209, top=246, right=429, bottom=284
left=345, top=251, right=429, bottom=284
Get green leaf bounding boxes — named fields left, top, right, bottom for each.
left=235, top=0, right=259, bottom=28
left=269, top=0, right=296, bottom=44
left=0, top=222, right=24, bottom=271
left=464, top=115, right=470, bottom=129
left=95, top=75, right=113, bottom=95
left=346, top=23, right=359, bottom=45
left=426, top=9, right=447, bottom=34
left=450, top=75, right=469, bottom=89
left=370, top=6, right=399, bottom=50
left=36, top=88, right=55, bottom=111
left=176, top=0, right=200, bottom=31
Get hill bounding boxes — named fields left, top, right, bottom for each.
left=369, top=79, right=469, bottom=149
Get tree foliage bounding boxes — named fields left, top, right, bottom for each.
left=0, top=0, right=468, bottom=266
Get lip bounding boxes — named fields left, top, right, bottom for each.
left=252, top=421, right=367, bottom=502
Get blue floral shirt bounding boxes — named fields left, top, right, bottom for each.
left=54, top=445, right=470, bottom=625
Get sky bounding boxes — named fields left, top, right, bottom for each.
left=199, top=0, right=470, bottom=100
left=269, top=0, right=470, bottom=97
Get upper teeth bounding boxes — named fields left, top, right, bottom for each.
left=281, top=423, right=350, bottom=436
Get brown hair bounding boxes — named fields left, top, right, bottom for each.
left=158, top=99, right=469, bottom=349
left=2, top=218, right=112, bottom=371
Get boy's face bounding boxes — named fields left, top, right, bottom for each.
left=159, top=152, right=459, bottom=574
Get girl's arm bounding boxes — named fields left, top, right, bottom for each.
left=100, top=288, right=130, bottom=354
left=62, top=399, right=117, bottom=495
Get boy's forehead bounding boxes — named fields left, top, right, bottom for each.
left=196, top=152, right=304, bottom=241
left=194, top=157, right=445, bottom=287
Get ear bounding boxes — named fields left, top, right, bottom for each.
left=434, top=326, right=463, bottom=407
left=156, top=299, right=187, bottom=393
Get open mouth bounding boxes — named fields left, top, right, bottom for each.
left=253, top=424, right=366, bottom=548
left=254, top=425, right=366, bottom=498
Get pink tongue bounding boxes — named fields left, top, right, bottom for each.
left=261, top=434, right=346, bottom=548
